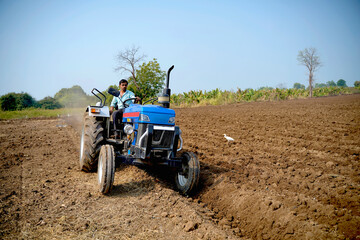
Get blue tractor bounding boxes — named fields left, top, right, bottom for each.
left=79, top=66, right=200, bottom=195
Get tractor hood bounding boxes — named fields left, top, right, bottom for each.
left=123, top=104, right=175, bottom=125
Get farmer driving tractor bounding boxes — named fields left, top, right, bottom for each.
left=80, top=65, right=200, bottom=195
left=110, top=79, right=141, bottom=139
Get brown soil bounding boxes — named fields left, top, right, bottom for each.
left=1, top=94, right=359, bottom=239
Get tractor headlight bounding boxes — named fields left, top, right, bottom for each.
left=168, top=117, right=175, bottom=124
left=139, top=114, right=150, bottom=122
left=124, top=124, right=134, bottom=135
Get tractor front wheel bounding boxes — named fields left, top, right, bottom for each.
left=98, top=145, right=115, bottom=194
left=175, top=152, right=200, bottom=196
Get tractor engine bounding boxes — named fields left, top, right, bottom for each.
left=122, top=104, right=181, bottom=159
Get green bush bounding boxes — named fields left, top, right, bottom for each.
left=293, top=83, right=305, bottom=89
left=326, top=81, right=336, bottom=87
left=0, top=92, right=37, bottom=111
left=0, top=93, right=17, bottom=111
left=337, top=79, right=347, bottom=87
left=38, top=97, right=63, bottom=109
left=54, top=85, right=95, bottom=108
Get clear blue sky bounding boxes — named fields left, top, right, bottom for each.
left=0, top=0, right=359, bottom=100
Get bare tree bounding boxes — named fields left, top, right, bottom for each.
left=115, top=46, right=146, bottom=90
left=297, top=47, right=322, bottom=98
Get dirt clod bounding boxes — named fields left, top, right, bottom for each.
left=184, top=221, right=198, bottom=232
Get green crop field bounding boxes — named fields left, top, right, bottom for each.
left=171, top=87, right=360, bottom=107
left=0, top=108, right=83, bottom=120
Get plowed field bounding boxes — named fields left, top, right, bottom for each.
left=1, top=94, right=359, bottom=239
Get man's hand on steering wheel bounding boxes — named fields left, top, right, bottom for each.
left=122, top=97, right=141, bottom=108
left=135, top=97, right=142, bottom=104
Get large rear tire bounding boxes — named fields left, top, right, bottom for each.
left=175, top=152, right=200, bottom=196
left=98, top=145, right=115, bottom=194
left=79, top=114, right=104, bottom=172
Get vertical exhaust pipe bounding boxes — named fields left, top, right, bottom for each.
left=166, top=65, right=174, bottom=89
left=158, top=65, right=174, bottom=108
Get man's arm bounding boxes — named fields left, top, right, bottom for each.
left=110, top=97, right=117, bottom=114
left=135, top=96, right=141, bottom=104
left=126, top=91, right=137, bottom=105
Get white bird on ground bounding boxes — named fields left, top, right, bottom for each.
left=223, top=134, right=234, bottom=142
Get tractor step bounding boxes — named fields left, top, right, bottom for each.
left=106, top=139, right=124, bottom=144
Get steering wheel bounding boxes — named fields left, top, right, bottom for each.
left=142, top=97, right=158, bottom=105
left=121, top=98, right=138, bottom=108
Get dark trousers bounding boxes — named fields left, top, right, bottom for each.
left=112, top=109, right=124, bottom=137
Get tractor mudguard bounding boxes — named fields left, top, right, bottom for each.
left=87, top=106, right=110, bottom=118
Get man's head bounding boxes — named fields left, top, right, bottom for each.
left=119, top=79, right=128, bottom=92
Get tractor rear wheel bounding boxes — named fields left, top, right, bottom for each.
left=79, top=114, right=104, bottom=172
left=175, top=152, right=200, bottom=196
left=98, top=145, right=115, bottom=194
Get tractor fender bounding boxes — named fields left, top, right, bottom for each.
left=86, top=105, right=110, bottom=118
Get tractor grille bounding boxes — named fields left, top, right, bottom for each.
left=136, top=124, right=174, bottom=149
left=152, top=130, right=174, bottom=148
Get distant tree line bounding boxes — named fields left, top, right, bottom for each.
left=1, top=78, right=359, bottom=111
left=0, top=53, right=166, bottom=112
left=0, top=85, right=96, bottom=111
left=293, top=79, right=353, bottom=89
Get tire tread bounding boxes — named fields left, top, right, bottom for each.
left=80, top=114, right=104, bottom=172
